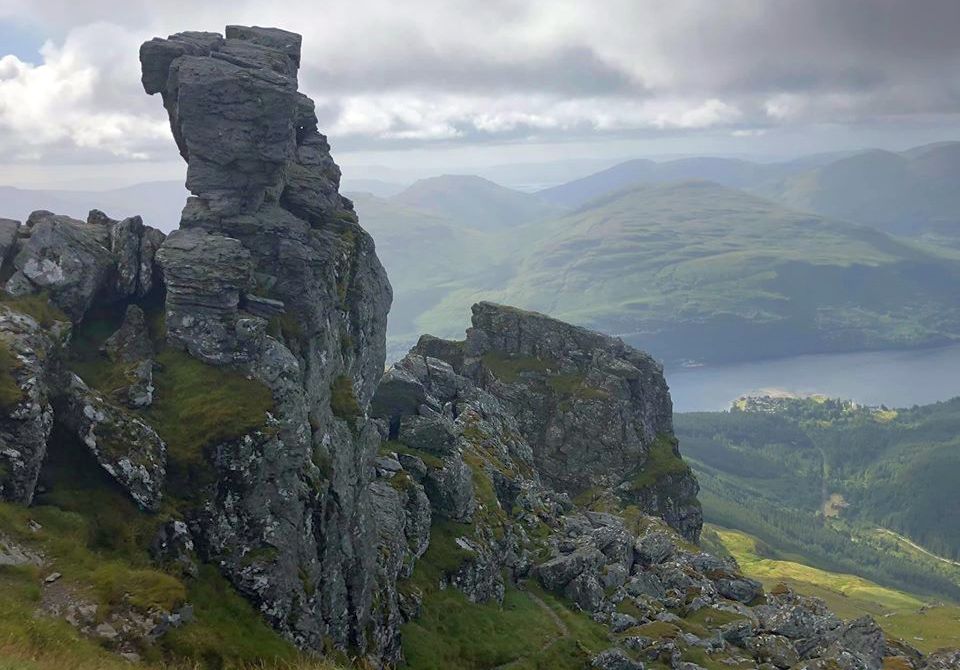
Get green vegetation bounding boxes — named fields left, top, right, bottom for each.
left=0, top=392, right=332, bottom=670
left=710, top=525, right=960, bottom=653
left=0, top=290, right=68, bottom=328
left=64, top=303, right=274, bottom=497
left=356, top=179, right=960, bottom=365
left=481, top=352, right=553, bottom=382
left=546, top=373, right=609, bottom=400
left=629, top=435, right=692, bottom=490
left=329, top=375, right=361, bottom=419
left=0, top=338, right=23, bottom=410
left=147, top=349, right=273, bottom=470
left=155, top=565, right=316, bottom=668
left=676, top=396, right=960, bottom=601
left=399, top=454, right=609, bottom=670
left=380, top=440, right=444, bottom=469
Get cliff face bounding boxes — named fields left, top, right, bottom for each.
left=138, top=25, right=395, bottom=658
left=466, top=302, right=702, bottom=541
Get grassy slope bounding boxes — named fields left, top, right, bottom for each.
left=676, top=395, right=960, bottom=652
left=709, top=525, right=960, bottom=653
left=754, top=143, right=960, bottom=238
left=492, top=181, right=960, bottom=363
left=364, top=178, right=960, bottom=365
left=351, top=192, right=518, bottom=360
left=678, top=397, right=960, bottom=563
left=0, top=298, right=336, bottom=670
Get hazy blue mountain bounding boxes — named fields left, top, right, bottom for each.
left=0, top=181, right=186, bottom=232
left=341, top=178, right=408, bottom=197
left=391, top=174, right=564, bottom=229
left=537, top=156, right=797, bottom=207
left=755, top=142, right=960, bottom=238
left=540, top=142, right=960, bottom=240
left=350, top=192, right=517, bottom=361
left=489, top=181, right=960, bottom=364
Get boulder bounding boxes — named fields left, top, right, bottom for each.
left=155, top=228, right=253, bottom=364
left=423, top=455, right=476, bottom=522
left=150, top=520, right=198, bottom=577
left=0, top=218, right=20, bottom=266
left=591, top=648, right=645, bottom=670
left=5, top=212, right=114, bottom=320
left=56, top=373, right=166, bottom=510
left=0, top=306, right=61, bottom=503
left=103, top=304, right=154, bottom=363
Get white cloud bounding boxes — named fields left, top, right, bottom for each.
left=0, top=0, right=957, bottom=166
left=0, top=21, right=168, bottom=160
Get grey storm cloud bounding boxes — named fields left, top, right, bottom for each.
left=302, top=44, right=646, bottom=96
left=0, top=0, right=958, bottom=164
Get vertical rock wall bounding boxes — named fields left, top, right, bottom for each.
left=140, top=26, right=395, bottom=661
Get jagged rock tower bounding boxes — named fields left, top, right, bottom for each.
left=140, top=26, right=396, bottom=658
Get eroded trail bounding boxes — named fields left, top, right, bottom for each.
left=876, top=528, right=960, bottom=568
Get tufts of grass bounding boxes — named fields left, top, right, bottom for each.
left=380, top=440, right=444, bottom=470
left=329, top=375, right=361, bottom=420
left=1, top=434, right=342, bottom=670
left=629, top=434, right=693, bottom=491
left=0, top=291, right=69, bottom=328
left=481, top=352, right=553, bottom=383
left=63, top=300, right=274, bottom=498
left=545, top=373, right=610, bottom=401
left=145, top=349, right=273, bottom=496
left=0, top=500, right=185, bottom=615
left=154, top=565, right=307, bottom=668
left=401, top=581, right=609, bottom=670
left=0, top=338, right=23, bottom=410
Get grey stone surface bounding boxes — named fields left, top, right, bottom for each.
left=4, top=210, right=164, bottom=322
left=56, top=373, right=166, bottom=510
left=408, top=302, right=704, bottom=542
left=0, top=306, right=61, bottom=503
left=141, top=24, right=394, bottom=663
left=0, top=218, right=20, bottom=267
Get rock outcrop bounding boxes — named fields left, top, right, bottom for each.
left=0, top=207, right=166, bottom=507
left=377, top=302, right=702, bottom=543
left=140, top=24, right=394, bottom=662
left=369, top=303, right=938, bottom=668
left=5, top=211, right=162, bottom=321
left=0, top=306, right=64, bottom=503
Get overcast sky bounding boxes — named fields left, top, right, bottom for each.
left=1, top=0, right=959, bottom=188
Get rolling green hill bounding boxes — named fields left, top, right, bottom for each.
left=491, top=181, right=960, bottom=363
left=676, top=396, right=960, bottom=601
left=358, top=178, right=960, bottom=365
left=703, top=525, right=960, bottom=653
left=755, top=142, right=960, bottom=240
left=349, top=192, right=519, bottom=361
left=390, top=174, right=563, bottom=230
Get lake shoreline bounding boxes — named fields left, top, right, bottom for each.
left=667, top=342, right=960, bottom=412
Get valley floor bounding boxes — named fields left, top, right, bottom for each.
left=706, top=525, right=960, bottom=653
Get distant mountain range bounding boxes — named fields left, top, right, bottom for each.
left=754, top=142, right=960, bottom=237
left=538, top=142, right=960, bottom=241
left=4, top=141, right=959, bottom=364
left=388, top=174, right=561, bottom=230
left=0, top=181, right=187, bottom=232
left=493, top=180, right=960, bottom=363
